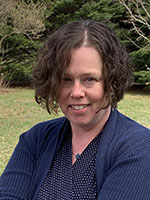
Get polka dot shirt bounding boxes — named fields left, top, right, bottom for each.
left=37, top=133, right=100, bottom=199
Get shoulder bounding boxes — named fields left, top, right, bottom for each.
left=25, top=116, right=67, bottom=136
left=19, top=117, right=69, bottom=154
left=97, top=110, right=150, bottom=199
left=116, top=110, right=150, bottom=152
left=106, top=109, right=150, bottom=139
left=115, top=109, right=150, bottom=139
left=31, top=116, right=68, bottom=135
left=100, top=109, right=150, bottom=160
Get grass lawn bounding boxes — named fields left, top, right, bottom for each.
left=0, top=88, right=150, bottom=175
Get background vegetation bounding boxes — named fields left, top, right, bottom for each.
left=0, top=0, right=150, bottom=174
left=0, top=0, right=150, bottom=87
left=0, top=88, right=150, bottom=175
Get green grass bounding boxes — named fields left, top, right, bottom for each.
left=0, top=88, right=62, bottom=175
left=118, top=91, right=150, bottom=127
left=0, top=88, right=150, bottom=175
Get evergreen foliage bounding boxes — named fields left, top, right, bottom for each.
left=119, top=0, right=150, bottom=74
left=134, top=71, right=150, bottom=84
left=0, top=0, right=149, bottom=86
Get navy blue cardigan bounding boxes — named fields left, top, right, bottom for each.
left=1, top=109, right=150, bottom=199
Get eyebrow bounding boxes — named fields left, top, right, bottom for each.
left=63, top=72, right=101, bottom=77
left=63, top=72, right=103, bottom=82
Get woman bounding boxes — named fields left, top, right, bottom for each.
left=0, top=20, right=150, bottom=199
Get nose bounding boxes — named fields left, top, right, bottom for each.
left=70, top=80, right=85, bottom=98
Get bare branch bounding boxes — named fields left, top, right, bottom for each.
left=119, top=0, right=150, bottom=46
left=0, top=31, right=32, bottom=54
left=0, top=0, right=48, bottom=62
left=120, top=0, right=149, bottom=26
left=131, top=17, right=150, bottom=43
left=125, top=34, right=141, bottom=48
left=140, top=0, right=150, bottom=19
left=135, top=2, right=148, bottom=26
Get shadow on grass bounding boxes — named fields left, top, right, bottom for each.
left=127, top=84, right=150, bottom=96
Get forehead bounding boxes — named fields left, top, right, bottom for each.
left=64, top=46, right=103, bottom=76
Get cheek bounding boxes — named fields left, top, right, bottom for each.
left=58, top=89, right=69, bottom=104
left=91, top=88, right=106, bottom=106
left=93, top=86, right=105, bottom=99
left=98, top=92, right=109, bottom=108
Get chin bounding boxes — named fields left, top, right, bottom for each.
left=71, top=118, right=93, bottom=128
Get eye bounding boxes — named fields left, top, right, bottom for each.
left=83, top=77, right=97, bottom=82
left=62, top=77, right=73, bottom=84
left=85, top=77, right=96, bottom=81
left=81, top=77, right=97, bottom=87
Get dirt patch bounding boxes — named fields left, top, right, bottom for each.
left=0, top=89, right=14, bottom=94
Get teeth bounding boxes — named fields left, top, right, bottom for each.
left=71, top=105, right=88, bottom=110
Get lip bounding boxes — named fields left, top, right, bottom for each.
left=69, top=104, right=90, bottom=112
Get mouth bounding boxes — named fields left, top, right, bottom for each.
left=69, top=104, right=90, bottom=110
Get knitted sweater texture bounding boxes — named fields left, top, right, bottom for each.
left=0, top=109, right=150, bottom=199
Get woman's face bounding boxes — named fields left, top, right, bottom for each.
left=59, top=46, right=109, bottom=130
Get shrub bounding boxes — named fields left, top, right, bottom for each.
left=0, top=73, right=9, bottom=91
left=134, top=71, right=150, bottom=84
left=1, top=62, right=33, bottom=86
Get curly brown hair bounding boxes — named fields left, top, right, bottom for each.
left=33, top=20, right=133, bottom=114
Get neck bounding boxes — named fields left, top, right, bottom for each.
left=71, top=106, right=111, bottom=156
left=71, top=106, right=111, bottom=138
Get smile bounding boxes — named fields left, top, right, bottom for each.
left=70, top=104, right=89, bottom=110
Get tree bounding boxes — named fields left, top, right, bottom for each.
left=0, top=0, right=48, bottom=84
left=45, top=0, right=125, bottom=34
left=0, top=0, right=47, bottom=63
left=119, top=0, right=150, bottom=70
left=119, top=0, right=150, bottom=45
left=1, top=0, right=149, bottom=84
